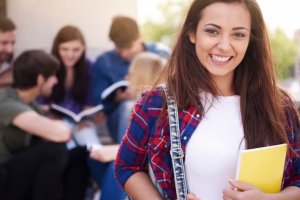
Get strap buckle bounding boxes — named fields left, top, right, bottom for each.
left=170, top=148, right=184, bottom=159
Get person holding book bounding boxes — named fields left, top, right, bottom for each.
left=37, top=25, right=94, bottom=200
left=91, top=15, right=170, bottom=143
left=0, top=17, right=16, bottom=88
left=115, top=0, right=300, bottom=200
left=0, top=50, right=71, bottom=200
left=39, top=25, right=124, bottom=200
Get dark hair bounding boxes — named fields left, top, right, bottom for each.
left=0, top=17, right=16, bottom=32
left=163, top=0, right=288, bottom=149
left=109, top=16, right=140, bottom=48
left=50, top=25, right=89, bottom=106
left=13, top=50, right=59, bottom=89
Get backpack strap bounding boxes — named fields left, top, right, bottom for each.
left=162, top=84, right=188, bottom=200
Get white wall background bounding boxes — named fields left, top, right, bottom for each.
left=7, top=0, right=137, bottom=60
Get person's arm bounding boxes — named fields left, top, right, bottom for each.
left=89, top=144, right=119, bottom=163
left=125, top=172, right=202, bottom=200
left=124, top=172, right=163, bottom=200
left=223, top=180, right=300, bottom=200
left=115, top=94, right=162, bottom=198
left=13, top=110, right=71, bottom=142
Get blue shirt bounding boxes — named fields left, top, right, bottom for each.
left=90, top=42, right=170, bottom=113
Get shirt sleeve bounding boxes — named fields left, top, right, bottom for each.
left=283, top=98, right=300, bottom=188
left=90, top=55, right=113, bottom=105
left=0, top=100, right=32, bottom=126
left=114, top=95, right=151, bottom=188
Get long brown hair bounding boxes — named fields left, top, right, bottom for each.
left=51, top=25, right=89, bottom=106
left=163, top=0, right=288, bottom=149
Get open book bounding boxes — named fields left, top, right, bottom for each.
left=50, top=103, right=104, bottom=123
left=101, top=80, right=129, bottom=101
left=235, top=143, right=287, bottom=193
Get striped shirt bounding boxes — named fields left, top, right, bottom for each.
left=115, top=88, right=300, bottom=200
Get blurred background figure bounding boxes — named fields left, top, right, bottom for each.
left=117, top=52, right=167, bottom=142
left=0, top=50, right=71, bottom=200
left=91, top=15, right=170, bottom=144
left=88, top=52, right=167, bottom=200
left=38, top=25, right=124, bottom=200
left=37, top=25, right=94, bottom=200
left=0, top=17, right=16, bottom=88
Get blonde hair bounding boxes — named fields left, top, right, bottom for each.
left=128, top=52, right=167, bottom=99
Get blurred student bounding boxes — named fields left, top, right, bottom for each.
left=89, top=52, right=166, bottom=199
left=44, top=25, right=98, bottom=145
left=37, top=25, right=95, bottom=199
left=117, top=52, right=167, bottom=142
left=0, top=17, right=16, bottom=87
left=91, top=15, right=170, bottom=142
left=0, top=50, right=71, bottom=200
left=39, top=25, right=124, bottom=200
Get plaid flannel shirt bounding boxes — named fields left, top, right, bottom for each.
left=115, top=88, right=300, bottom=200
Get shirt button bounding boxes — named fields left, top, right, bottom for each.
left=196, top=114, right=200, bottom=118
left=183, top=136, right=187, bottom=140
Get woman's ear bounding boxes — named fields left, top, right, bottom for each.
left=189, top=32, right=196, bottom=44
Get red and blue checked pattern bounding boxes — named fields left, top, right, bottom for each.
left=115, top=89, right=300, bottom=200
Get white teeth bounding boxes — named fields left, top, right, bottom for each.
left=211, top=54, right=230, bottom=62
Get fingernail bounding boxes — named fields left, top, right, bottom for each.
left=228, top=178, right=235, bottom=183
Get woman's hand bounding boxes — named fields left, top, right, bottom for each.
left=223, top=179, right=265, bottom=200
left=187, top=193, right=202, bottom=200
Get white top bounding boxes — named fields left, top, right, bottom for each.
left=185, top=93, right=245, bottom=200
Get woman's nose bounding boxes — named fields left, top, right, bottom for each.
left=217, top=35, right=231, bottom=51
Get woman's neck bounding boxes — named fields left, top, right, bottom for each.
left=65, top=67, right=74, bottom=89
left=212, top=75, right=235, bottom=96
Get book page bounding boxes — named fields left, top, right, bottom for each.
left=77, top=104, right=104, bottom=120
left=51, top=103, right=104, bottom=123
left=50, top=104, right=79, bottom=122
left=101, top=80, right=129, bottom=100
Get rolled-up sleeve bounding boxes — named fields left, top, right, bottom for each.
left=283, top=100, right=300, bottom=188
left=114, top=96, right=151, bottom=188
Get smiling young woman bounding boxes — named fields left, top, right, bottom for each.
left=115, top=0, right=300, bottom=200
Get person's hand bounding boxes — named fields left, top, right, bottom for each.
left=114, top=88, right=131, bottom=103
left=187, top=193, right=202, bottom=200
left=89, top=144, right=119, bottom=163
left=91, top=111, right=106, bottom=125
left=223, top=179, right=265, bottom=200
left=76, top=121, right=91, bottom=131
left=39, top=104, right=50, bottom=112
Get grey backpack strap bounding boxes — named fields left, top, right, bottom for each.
left=162, top=84, right=188, bottom=200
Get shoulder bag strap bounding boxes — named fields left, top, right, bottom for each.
left=162, top=84, right=188, bottom=200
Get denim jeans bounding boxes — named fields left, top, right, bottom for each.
left=87, top=158, right=125, bottom=200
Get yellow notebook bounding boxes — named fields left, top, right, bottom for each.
left=235, top=143, right=287, bottom=193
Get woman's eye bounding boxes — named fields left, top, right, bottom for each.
left=234, top=33, right=245, bottom=37
left=205, top=29, right=218, bottom=35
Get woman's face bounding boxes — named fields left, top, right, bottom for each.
left=189, top=2, right=251, bottom=86
left=58, top=40, right=84, bottom=68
